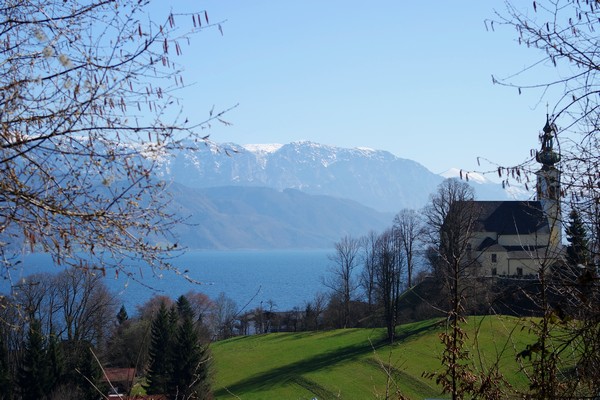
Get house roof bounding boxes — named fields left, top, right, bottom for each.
left=476, top=236, right=548, bottom=256
left=472, top=201, right=549, bottom=236
left=102, top=368, right=136, bottom=384
left=477, top=237, right=502, bottom=251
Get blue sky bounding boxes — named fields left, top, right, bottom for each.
left=154, top=1, right=557, bottom=176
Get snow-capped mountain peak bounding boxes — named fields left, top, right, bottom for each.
left=242, top=143, right=284, bottom=154
left=441, top=168, right=489, bottom=185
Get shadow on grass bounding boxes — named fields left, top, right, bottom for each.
left=361, top=358, right=439, bottom=397
left=214, top=335, right=389, bottom=398
left=394, top=319, right=442, bottom=342
left=214, top=320, right=443, bottom=399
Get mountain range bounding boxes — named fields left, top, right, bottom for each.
left=159, top=141, right=521, bottom=212
left=158, top=141, right=524, bottom=249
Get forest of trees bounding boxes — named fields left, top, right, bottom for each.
left=0, top=269, right=233, bottom=399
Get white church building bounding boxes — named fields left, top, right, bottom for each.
left=468, top=117, right=563, bottom=277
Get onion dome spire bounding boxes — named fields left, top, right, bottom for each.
left=536, top=115, right=560, bottom=167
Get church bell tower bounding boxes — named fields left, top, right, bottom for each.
left=535, top=116, right=561, bottom=246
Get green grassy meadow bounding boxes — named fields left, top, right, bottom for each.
left=211, top=316, right=536, bottom=399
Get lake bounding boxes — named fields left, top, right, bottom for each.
left=2, top=249, right=334, bottom=314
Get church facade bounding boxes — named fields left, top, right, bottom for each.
left=467, top=117, right=563, bottom=277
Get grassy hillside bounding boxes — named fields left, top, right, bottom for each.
left=211, top=316, right=536, bottom=399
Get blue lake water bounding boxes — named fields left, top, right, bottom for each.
left=2, top=249, right=333, bottom=314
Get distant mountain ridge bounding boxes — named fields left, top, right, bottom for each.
left=159, top=141, right=442, bottom=212
left=158, top=141, right=518, bottom=213
left=166, top=184, right=392, bottom=249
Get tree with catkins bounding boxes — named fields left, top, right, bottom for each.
left=488, top=2, right=600, bottom=397
left=0, top=0, right=232, bottom=283
left=490, top=0, right=600, bottom=251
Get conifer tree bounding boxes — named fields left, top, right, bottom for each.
left=18, top=319, right=51, bottom=400
left=565, top=209, right=590, bottom=267
left=169, top=305, right=180, bottom=332
left=176, top=295, right=195, bottom=322
left=45, top=333, right=63, bottom=395
left=146, top=297, right=212, bottom=398
left=145, top=302, right=174, bottom=395
left=57, top=340, right=101, bottom=400
left=170, top=299, right=212, bottom=399
left=76, top=343, right=101, bottom=400
left=117, top=305, right=129, bottom=325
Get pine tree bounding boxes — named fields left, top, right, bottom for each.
left=565, top=209, right=590, bottom=267
left=74, top=342, right=101, bottom=400
left=168, top=305, right=179, bottom=333
left=176, top=295, right=194, bottom=321
left=169, top=303, right=212, bottom=399
left=146, top=297, right=212, bottom=399
left=117, top=305, right=129, bottom=325
left=145, top=302, right=174, bottom=395
left=45, top=333, right=63, bottom=394
left=18, top=319, right=51, bottom=400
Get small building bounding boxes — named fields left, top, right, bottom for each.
left=102, top=367, right=136, bottom=396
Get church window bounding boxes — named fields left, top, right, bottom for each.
left=491, top=253, right=497, bottom=263
left=517, top=267, right=523, bottom=277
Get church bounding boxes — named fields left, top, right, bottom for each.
left=467, top=117, right=563, bottom=277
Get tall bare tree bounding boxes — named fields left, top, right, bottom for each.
left=0, top=0, right=229, bottom=282
left=324, top=235, right=362, bottom=329
left=53, top=269, right=117, bottom=345
left=304, top=292, right=327, bottom=331
left=359, top=230, right=379, bottom=312
left=210, top=292, right=237, bottom=340
left=12, top=269, right=117, bottom=346
left=393, top=209, right=422, bottom=289
left=374, top=228, right=404, bottom=343
left=422, top=178, right=481, bottom=398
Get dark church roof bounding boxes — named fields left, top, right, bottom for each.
left=472, top=201, right=550, bottom=235
left=476, top=236, right=502, bottom=251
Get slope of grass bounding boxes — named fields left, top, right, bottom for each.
left=211, top=316, right=535, bottom=399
